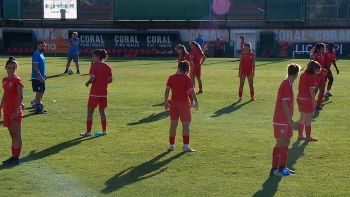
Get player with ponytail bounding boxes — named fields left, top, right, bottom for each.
left=310, top=43, right=326, bottom=110
left=0, top=56, right=24, bottom=165
left=80, top=49, right=113, bottom=137
left=190, top=41, right=206, bottom=94
left=164, top=60, right=198, bottom=152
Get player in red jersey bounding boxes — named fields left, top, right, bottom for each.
left=175, top=44, right=195, bottom=106
left=0, top=57, right=24, bottom=165
left=297, top=60, right=321, bottom=141
left=189, top=41, right=206, bottom=94
left=80, top=49, right=113, bottom=137
left=238, top=43, right=256, bottom=102
left=310, top=43, right=326, bottom=110
left=164, top=60, right=198, bottom=152
left=324, top=42, right=340, bottom=97
left=271, top=63, right=301, bottom=177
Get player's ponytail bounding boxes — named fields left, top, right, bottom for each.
left=93, top=49, right=108, bottom=61
left=178, top=60, right=189, bottom=74
left=5, top=56, right=18, bottom=68
left=311, top=43, right=324, bottom=55
left=190, top=41, right=204, bottom=55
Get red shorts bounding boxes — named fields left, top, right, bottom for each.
left=297, top=98, right=314, bottom=113
left=316, top=74, right=326, bottom=87
left=240, top=70, right=253, bottom=77
left=88, top=96, right=107, bottom=108
left=326, top=69, right=333, bottom=77
left=169, top=100, right=191, bottom=122
left=273, top=123, right=293, bottom=138
left=193, top=67, right=201, bottom=78
left=3, top=111, right=23, bottom=127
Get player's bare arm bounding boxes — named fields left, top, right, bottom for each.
left=333, top=60, right=339, bottom=74
left=189, top=89, right=198, bottom=110
left=85, top=76, right=95, bottom=87
left=33, top=63, right=44, bottom=82
left=108, top=77, right=113, bottom=83
left=13, top=84, right=23, bottom=119
left=0, top=93, right=4, bottom=118
left=238, top=55, right=243, bottom=77
left=253, top=57, right=256, bottom=77
left=281, top=100, right=294, bottom=126
left=200, top=56, right=206, bottom=65
left=164, top=87, right=170, bottom=110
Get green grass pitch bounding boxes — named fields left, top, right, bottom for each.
left=0, top=56, right=349, bottom=197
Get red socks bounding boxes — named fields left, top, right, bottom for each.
left=239, top=91, right=243, bottom=97
left=317, top=92, right=324, bottom=107
left=272, top=146, right=281, bottom=168
left=86, top=120, right=92, bottom=132
left=305, top=126, right=311, bottom=138
left=183, top=136, right=189, bottom=144
left=250, top=90, right=254, bottom=98
left=101, top=120, right=107, bottom=131
left=12, top=146, right=21, bottom=158
left=279, top=146, right=289, bottom=166
left=327, top=85, right=331, bottom=91
left=169, top=136, right=190, bottom=145
left=169, top=136, right=175, bottom=145
left=298, top=124, right=305, bottom=136
left=199, top=84, right=202, bottom=91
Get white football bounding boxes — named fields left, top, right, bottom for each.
left=68, top=69, right=74, bottom=75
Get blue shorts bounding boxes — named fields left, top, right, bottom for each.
left=32, top=79, right=45, bottom=92
left=68, top=54, right=79, bottom=63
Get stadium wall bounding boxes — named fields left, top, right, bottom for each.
left=1, top=27, right=350, bottom=58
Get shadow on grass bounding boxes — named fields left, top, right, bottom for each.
left=0, top=137, right=96, bottom=171
left=313, top=96, right=331, bottom=120
left=101, top=151, right=185, bottom=194
left=252, top=140, right=309, bottom=197
left=211, top=101, right=250, bottom=117
left=153, top=101, right=170, bottom=107
left=127, top=111, right=169, bottom=125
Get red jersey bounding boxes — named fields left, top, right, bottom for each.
left=313, top=53, right=325, bottom=68
left=240, top=52, right=255, bottom=73
left=297, top=72, right=316, bottom=99
left=215, top=41, right=223, bottom=50
left=240, top=40, right=245, bottom=50
left=166, top=73, right=194, bottom=102
left=190, top=48, right=205, bottom=66
left=273, top=79, right=294, bottom=124
left=2, top=75, right=24, bottom=115
left=178, top=53, right=193, bottom=63
left=89, top=62, right=112, bottom=97
left=324, top=51, right=336, bottom=68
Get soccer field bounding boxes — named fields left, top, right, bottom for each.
left=0, top=56, right=349, bottom=197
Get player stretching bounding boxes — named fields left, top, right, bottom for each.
left=238, top=43, right=256, bottom=102
left=324, top=42, right=340, bottom=97
left=297, top=60, right=320, bottom=141
left=189, top=41, right=206, bottom=94
left=0, top=57, right=24, bottom=165
left=175, top=44, right=195, bottom=106
left=80, top=49, right=113, bottom=137
left=310, top=43, right=326, bottom=110
left=271, top=63, right=301, bottom=177
left=164, top=60, right=198, bottom=152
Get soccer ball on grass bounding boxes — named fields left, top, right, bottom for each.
left=68, top=69, right=74, bottom=75
left=30, top=99, right=44, bottom=110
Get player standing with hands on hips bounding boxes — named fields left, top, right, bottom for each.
left=64, top=32, right=80, bottom=74
left=32, top=41, right=47, bottom=114
left=271, top=63, right=301, bottom=176
left=238, top=43, right=256, bottom=102
left=0, top=57, right=24, bottom=165
left=80, top=49, right=113, bottom=137
left=164, top=60, right=198, bottom=152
